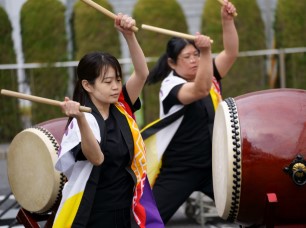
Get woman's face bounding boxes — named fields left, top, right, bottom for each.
left=86, top=67, right=122, bottom=107
left=169, top=44, right=200, bottom=81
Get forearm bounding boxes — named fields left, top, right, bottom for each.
left=77, top=116, right=104, bottom=165
left=124, top=33, right=149, bottom=80
left=222, top=18, right=239, bottom=57
left=195, top=50, right=213, bottom=94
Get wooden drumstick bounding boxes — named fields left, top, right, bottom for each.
left=217, top=0, right=238, bottom=17
left=1, top=89, right=92, bottom=113
left=80, top=0, right=139, bottom=32
left=141, top=24, right=213, bottom=43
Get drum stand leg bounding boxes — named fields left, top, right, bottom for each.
left=16, top=207, right=57, bottom=228
left=264, top=193, right=278, bottom=228
left=16, top=198, right=60, bottom=227
left=44, top=208, right=57, bottom=228
left=16, top=208, right=46, bottom=228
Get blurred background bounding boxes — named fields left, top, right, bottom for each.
left=0, top=0, right=305, bottom=226
left=0, top=0, right=305, bottom=135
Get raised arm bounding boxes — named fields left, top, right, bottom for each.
left=177, top=34, right=213, bottom=105
left=115, top=13, right=148, bottom=104
left=215, top=0, right=239, bottom=77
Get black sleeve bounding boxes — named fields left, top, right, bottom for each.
left=122, top=84, right=141, bottom=112
left=213, top=59, right=221, bottom=81
left=162, top=83, right=184, bottom=115
left=71, top=143, right=86, bottom=161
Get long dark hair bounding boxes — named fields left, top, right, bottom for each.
left=66, top=51, right=122, bottom=127
left=146, top=37, right=197, bottom=85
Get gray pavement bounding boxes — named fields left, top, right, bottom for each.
left=0, top=144, right=239, bottom=228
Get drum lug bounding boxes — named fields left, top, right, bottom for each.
left=283, top=154, right=306, bottom=186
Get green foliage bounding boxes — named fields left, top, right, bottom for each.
left=73, top=0, right=121, bottom=60
left=0, top=70, right=23, bottom=143
left=133, top=0, right=188, bottom=124
left=202, top=0, right=267, bottom=98
left=0, top=7, right=23, bottom=142
left=0, top=9, right=15, bottom=63
left=275, top=0, right=306, bottom=89
left=21, top=0, right=67, bottom=62
left=21, top=0, right=69, bottom=124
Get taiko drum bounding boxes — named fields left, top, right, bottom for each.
left=7, top=117, right=67, bottom=214
left=212, top=89, right=306, bottom=226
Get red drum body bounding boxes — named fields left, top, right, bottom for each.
left=7, top=117, right=67, bottom=214
left=212, top=89, right=306, bottom=226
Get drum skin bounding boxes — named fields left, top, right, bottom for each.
left=7, top=117, right=67, bottom=214
left=212, top=88, right=306, bottom=226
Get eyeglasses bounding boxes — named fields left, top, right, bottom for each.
left=178, top=52, right=200, bottom=62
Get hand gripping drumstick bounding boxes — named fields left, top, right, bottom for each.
left=80, top=0, right=139, bottom=32
left=217, top=0, right=238, bottom=17
left=141, top=24, right=214, bottom=43
left=1, top=89, right=92, bottom=113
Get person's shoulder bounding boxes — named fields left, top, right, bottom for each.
left=83, top=112, right=99, bottom=127
left=162, top=72, right=186, bottom=87
left=66, top=113, right=98, bottom=132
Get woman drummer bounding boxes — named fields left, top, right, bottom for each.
left=53, top=13, right=163, bottom=228
left=145, top=0, right=239, bottom=224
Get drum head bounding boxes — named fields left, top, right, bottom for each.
left=212, top=98, right=242, bottom=221
left=7, top=127, right=63, bottom=213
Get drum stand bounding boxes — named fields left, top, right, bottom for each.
left=16, top=201, right=59, bottom=228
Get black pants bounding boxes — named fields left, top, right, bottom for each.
left=152, top=166, right=214, bottom=224
left=87, top=207, right=131, bottom=228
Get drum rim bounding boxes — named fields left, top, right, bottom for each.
left=33, top=126, right=65, bottom=214
left=213, top=97, right=242, bottom=222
